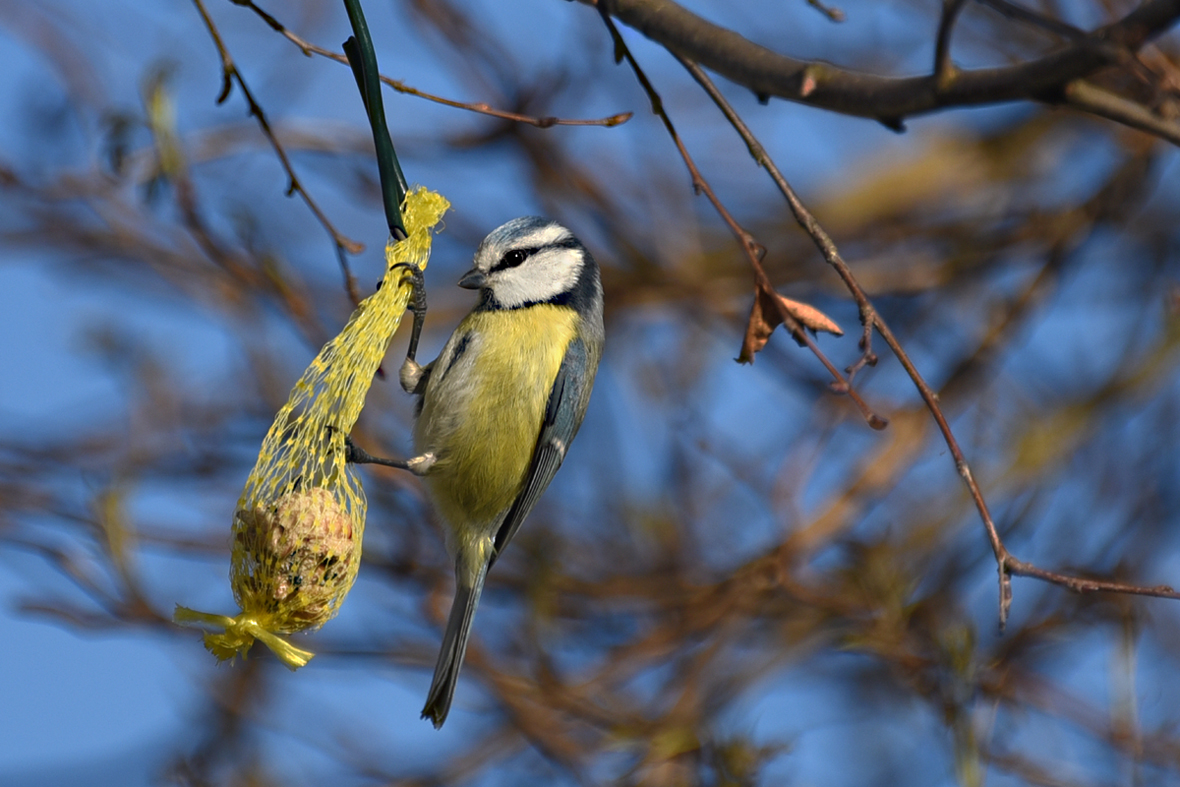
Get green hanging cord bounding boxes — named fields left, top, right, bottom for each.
left=343, top=0, right=409, bottom=240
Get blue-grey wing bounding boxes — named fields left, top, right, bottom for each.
left=491, top=336, right=596, bottom=564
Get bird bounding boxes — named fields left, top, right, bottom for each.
left=348, top=216, right=604, bottom=728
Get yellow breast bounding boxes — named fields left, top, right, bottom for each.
left=415, top=305, right=579, bottom=534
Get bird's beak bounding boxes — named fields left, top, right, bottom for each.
left=457, top=269, right=487, bottom=290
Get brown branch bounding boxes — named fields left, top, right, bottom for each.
left=230, top=0, right=631, bottom=129
left=983, top=748, right=1118, bottom=787
left=673, top=57, right=881, bottom=380
left=191, top=0, right=365, bottom=305
left=596, top=7, right=887, bottom=429
left=934, top=0, right=969, bottom=90
left=1063, top=79, right=1180, bottom=145
left=1005, top=557, right=1180, bottom=601
left=143, top=70, right=251, bottom=283
left=976, top=0, right=1178, bottom=99
left=805, top=0, right=845, bottom=24
left=975, top=0, right=1085, bottom=40
left=674, top=57, right=1180, bottom=627
left=591, top=0, right=1180, bottom=132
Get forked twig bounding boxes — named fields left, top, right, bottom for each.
left=934, top=0, right=968, bottom=89
left=191, top=0, right=365, bottom=305
left=588, top=0, right=1180, bottom=142
left=669, top=56, right=1180, bottom=625
left=1063, top=79, right=1180, bottom=146
left=596, top=10, right=886, bottom=429
left=231, top=0, right=632, bottom=129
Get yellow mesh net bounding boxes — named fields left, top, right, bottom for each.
left=175, top=187, right=450, bottom=669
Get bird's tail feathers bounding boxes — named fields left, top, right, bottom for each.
left=421, top=564, right=487, bottom=728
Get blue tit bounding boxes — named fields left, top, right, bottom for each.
left=349, top=216, right=604, bottom=728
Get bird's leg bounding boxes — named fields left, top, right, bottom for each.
left=392, top=262, right=429, bottom=395
left=345, top=435, right=436, bottom=476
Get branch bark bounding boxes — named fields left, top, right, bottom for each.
left=591, top=0, right=1180, bottom=128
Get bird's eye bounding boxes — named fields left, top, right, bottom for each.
left=503, top=249, right=528, bottom=268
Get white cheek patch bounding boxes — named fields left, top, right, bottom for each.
left=490, top=247, right=582, bottom=308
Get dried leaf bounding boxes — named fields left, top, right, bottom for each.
left=737, top=286, right=843, bottom=364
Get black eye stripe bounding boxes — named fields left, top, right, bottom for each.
left=487, top=237, right=579, bottom=274
left=491, top=246, right=538, bottom=272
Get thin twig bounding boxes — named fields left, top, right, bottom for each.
left=1005, top=557, right=1180, bottom=602
left=675, top=56, right=1180, bottom=627
left=976, top=0, right=1179, bottom=104
left=934, top=0, right=969, bottom=89
left=674, top=57, right=880, bottom=379
left=231, top=0, right=631, bottom=129
left=143, top=70, right=248, bottom=281
left=1063, top=79, right=1180, bottom=146
left=191, top=0, right=365, bottom=306
left=596, top=10, right=887, bottom=430
left=975, top=0, right=1084, bottom=39
left=805, top=0, right=845, bottom=23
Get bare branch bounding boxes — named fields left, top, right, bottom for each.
left=1007, top=556, right=1180, bottom=599
left=597, top=7, right=887, bottom=429
left=591, top=0, right=1180, bottom=132
left=1063, top=78, right=1180, bottom=145
left=805, top=0, right=845, bottom=24
left=674, top=56, right=882, bottom=379
left=675, top=55, right=1180, bottom=628
left=231, top=0, right=632, bottom=129
left=975, top=0, right=1086, bottom=40
left=935, top=0, right=969, bottom=89
left=191, top=0, right=366, bottom=301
